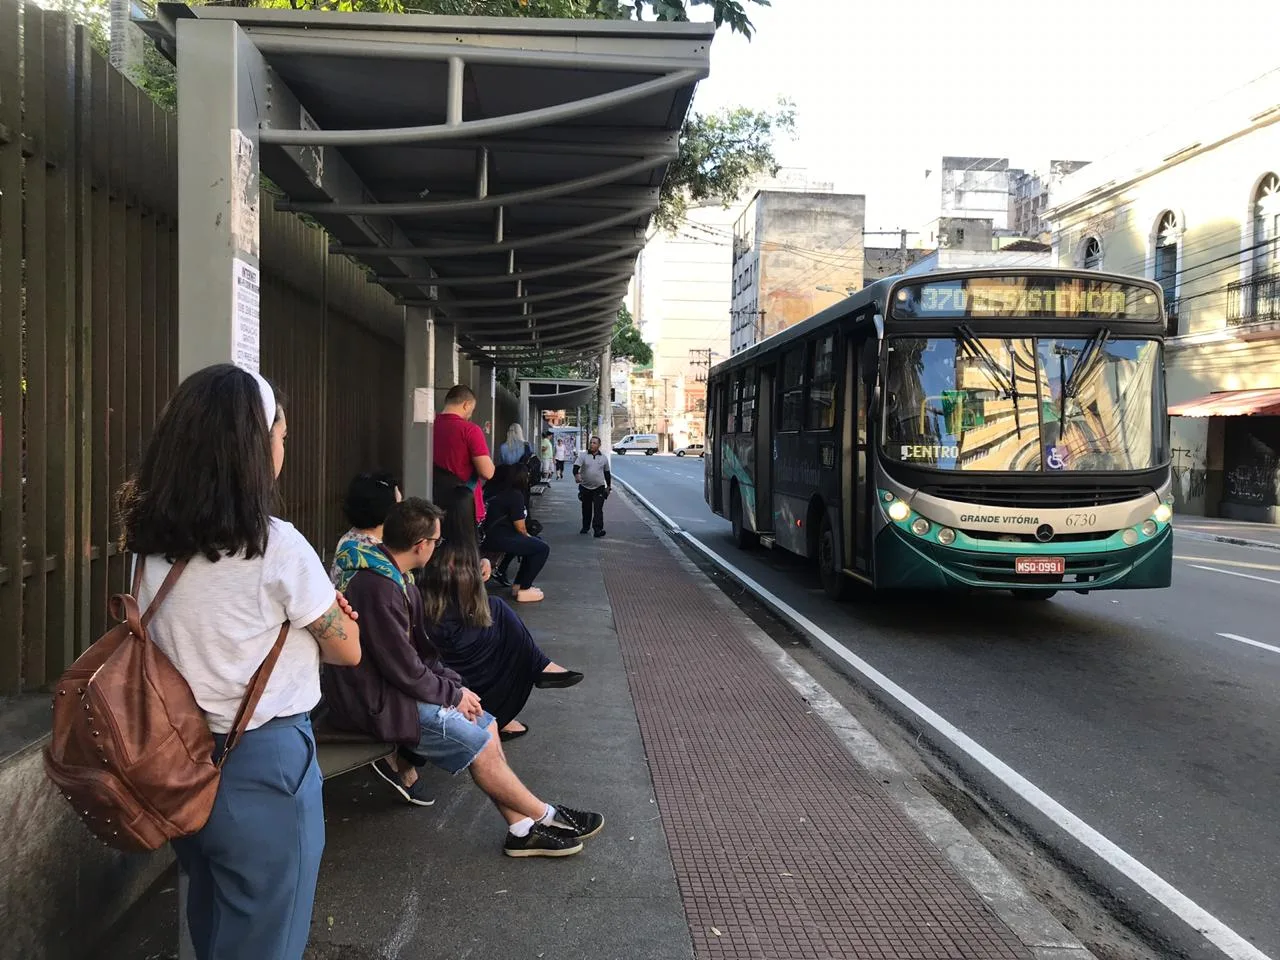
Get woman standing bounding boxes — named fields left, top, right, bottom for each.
left=496, top=422, right=532, bottom=467
left=120, top=364, right=360, bottom=960
left=420, top=485, right=582, bottom=741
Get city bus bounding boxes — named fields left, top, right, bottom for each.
left=704, top=268, right=1173, bottom=600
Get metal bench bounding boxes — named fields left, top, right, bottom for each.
left=177, top=706, right=390, bottom=959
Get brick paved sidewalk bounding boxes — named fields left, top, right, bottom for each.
left=601, top=493, right=1030, bottom=960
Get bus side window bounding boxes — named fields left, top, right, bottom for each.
left=779, top=347, right=805, bottom=431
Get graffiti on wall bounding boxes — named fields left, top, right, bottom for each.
left=1171, top=446, right=1207, bottom=510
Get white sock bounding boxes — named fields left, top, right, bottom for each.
left=508, top=817, right=535, bottom=837
left=538, top=804, right=557, bottom=826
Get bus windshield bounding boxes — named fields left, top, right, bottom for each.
left=883, top=336, right=1165, bottom=472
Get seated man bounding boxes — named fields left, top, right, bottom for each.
left=323, top=497, right=602, bottom=858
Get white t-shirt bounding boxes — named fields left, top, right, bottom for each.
left=137, top=518, right=335, bottom=734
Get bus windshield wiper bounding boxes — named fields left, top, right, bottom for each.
left=954, top=324, right=1015, bottom=398
left=1060, top=328, right=1111, bottom=422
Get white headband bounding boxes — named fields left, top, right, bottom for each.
left=249, top=370, right=276, bottom=430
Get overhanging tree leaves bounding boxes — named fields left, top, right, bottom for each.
left=611, top=306, right=652, bottom=365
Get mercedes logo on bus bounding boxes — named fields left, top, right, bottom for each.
left=1035, top=524, right=1055, bottom=543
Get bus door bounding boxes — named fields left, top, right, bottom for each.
left=755, top=364, right=774, bottom=531
left=710, top=379, right=725, bottom=513
left=842, top=331, right=874, bottom=572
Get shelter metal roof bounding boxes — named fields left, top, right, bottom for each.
left=143, top=5, right=711, bottom=364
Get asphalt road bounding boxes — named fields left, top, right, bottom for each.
left=609, top=452, right=1280, bottom=959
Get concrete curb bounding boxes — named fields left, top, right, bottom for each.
left=1178, top=529, right=1280, bottom=552
left=615, top=477, right=1097, bottom=960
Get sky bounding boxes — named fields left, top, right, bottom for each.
left=689, top=0, right=1280, bottom=233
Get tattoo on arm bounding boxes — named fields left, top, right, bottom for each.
left=306, top=606, right=349, bottom=647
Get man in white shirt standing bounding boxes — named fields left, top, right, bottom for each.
left=573, top=436, right=612, bottom=538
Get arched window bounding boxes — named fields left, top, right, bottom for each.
left=1253, top=174, right=1280, bottom=278
left=1082, top=236, right=1102, bottom=270
left=1154, top=211, right=1179, bottom=334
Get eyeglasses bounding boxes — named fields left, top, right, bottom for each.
left=418, top=536, right=446, bottom=547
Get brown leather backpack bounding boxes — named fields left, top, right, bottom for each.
left=44, top=558, right=289, bottom=852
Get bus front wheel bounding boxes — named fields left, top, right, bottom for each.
left=818, top=516, right=850, bottom=601
left=731, top=487, right=758, bottom=550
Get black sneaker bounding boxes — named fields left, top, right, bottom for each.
left=503, top=823, right=584, bottom=858
left=579, top=527, right=590, bottom=535
left=491, top=571, right=512, bottom=588
left=594, top=529, right=607, bottom=538
left=548, top=804, right=604, bottom=840
left=371, top=758, right=435, bottom=807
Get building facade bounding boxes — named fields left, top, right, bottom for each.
left=927, top=157, right=1013, bottom=231
left=1046, top=69, right=1280, bottom=522
left=1010, top=161, right=1090, bottom=241
left=730, top=190, right=866, bottom=354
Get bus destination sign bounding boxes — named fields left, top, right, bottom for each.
left=891, top=276, right=1161, bottom=321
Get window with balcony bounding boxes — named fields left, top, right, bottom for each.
left=1154, top=211, right=1179, bottom=335
left=1229, top=175, right=1280, bottom=326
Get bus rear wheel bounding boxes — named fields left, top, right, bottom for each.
left=730, top=487, right=757, bottom=550
left=818, top=516, right=850, bottom=601
left=1012, top=591, right=1057, bottom=601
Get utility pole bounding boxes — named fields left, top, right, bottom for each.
left=689, top=347, right=713, bottom=383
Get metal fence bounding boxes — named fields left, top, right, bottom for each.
left=0, top=0, right=404, bottom=696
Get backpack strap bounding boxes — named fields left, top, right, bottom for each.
left=218, top=622, right=291, bottom=765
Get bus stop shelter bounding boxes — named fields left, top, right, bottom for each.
left=141, top=1, right=711, bottom=498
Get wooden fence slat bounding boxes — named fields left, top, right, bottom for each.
left=106, top=64, right=128, bottom=607
left=88, top=46, right=111, bottom=648
left=0, top=0, right=24, bottom=693
left=72, top=24, right=94, bottom=656
left=43, top=9, right=77, bottom=679
left=21, top=2, right=50, bottom=687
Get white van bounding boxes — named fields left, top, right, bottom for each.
left=613, top=433, right=659, bottom=455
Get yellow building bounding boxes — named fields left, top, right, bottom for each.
left=1047, top=70, right=1280, bottom=522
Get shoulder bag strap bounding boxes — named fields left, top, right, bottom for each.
left=218, top=621, right=291, bottom=765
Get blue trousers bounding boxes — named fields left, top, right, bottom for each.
left=173, top=713, right=324, bottom=960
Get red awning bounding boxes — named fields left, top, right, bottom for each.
left=1169, top=388, right=1280, bottom=417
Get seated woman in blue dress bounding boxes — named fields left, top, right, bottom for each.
left=418, top=484, right=581, bottom=741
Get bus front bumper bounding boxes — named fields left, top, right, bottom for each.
left=873, top=524, right=1174, bottom=592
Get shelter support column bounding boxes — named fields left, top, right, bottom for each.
left=403, top=306, right=435, bottom=500
left=434, top=322, right=458, bottom=410
left=598, top=345, right=612, bottom=443
left=176, top=18, right=265, bottom=377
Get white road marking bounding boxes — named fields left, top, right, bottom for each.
left=1187, top=563, right=1280, bottom=586
left=614, top=477, right=1274, bottom=960
left=1217, top=632, right=1280, bottom=655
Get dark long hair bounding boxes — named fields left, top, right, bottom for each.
left=119, top=363, right=281, bottom=562
left=418, top=484, right=492, bottom=628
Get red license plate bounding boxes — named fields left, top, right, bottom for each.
left=1015, top=557, right=1065, bottom=575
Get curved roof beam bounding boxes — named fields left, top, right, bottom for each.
left=278, top=155, right=668, bottom=217
left=449, top=294, right=623, bottom=326
left=260, top=64, right=703, bottom=147
left=373, top=248, right=638, bottom=287
left=461, top=310, right=617, bottom=339
left=398, top=272, right=630, bottom=309
left=329, top=208, right=649, bottom=258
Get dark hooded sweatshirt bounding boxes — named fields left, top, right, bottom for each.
left=321, top=552, right=463, bottom=745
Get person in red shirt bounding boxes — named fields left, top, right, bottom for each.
left=432, top=384, right=495, bottom=522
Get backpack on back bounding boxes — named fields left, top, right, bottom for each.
left=44, top=558, right=288, bottom=852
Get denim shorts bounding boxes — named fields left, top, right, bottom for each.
left=414, top=703, right=495, bottom=774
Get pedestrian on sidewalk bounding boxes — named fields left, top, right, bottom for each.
left=574, top=435, right=612, bottom=538
left=421, top=484, right=583, bottom=743
left=540, top=431, right=555, bottom=479
left=119, top=364, right=361, bottom=960
left=433, top=385, right=494, bottom=525
left=483, top=463, right=551, bottom=602
left=497, top=422, right=533, bottom=467
left=554, top=436, right=569, bottom=480
left=324, top=498, right=603, bottom=858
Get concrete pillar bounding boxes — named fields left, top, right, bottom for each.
left=176, top=19, right=264, bottom=376
left=402, top=307, right=434, bottom=500
left=433, top=322, right=457, bottom=411
left=473, top=362, right=496, bottom=453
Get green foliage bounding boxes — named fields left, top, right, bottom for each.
left=656, top=98, right=794, bottom=230
left=611, top=305, right=652, bottom=365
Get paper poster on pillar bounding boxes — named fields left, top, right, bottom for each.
left=230, top=129, right=260, bottom=259
left=232, top=258, right=261, bottom=373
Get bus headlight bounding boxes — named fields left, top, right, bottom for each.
left=910, top=517, right=930, bottom=536
left=1153, top=503, right=1172, bottom=523
left=937, top=527, right=956, bottom=545
left=1141, top=519, right=1158, bottom=537
left=887, top=500, right=910, bottom=522
left=1122, top=528, right=1140, bottom=546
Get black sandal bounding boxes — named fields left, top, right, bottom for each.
left=535, top=669, right=584, bottom=689
left=499, top=723, right=530, bottom=742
